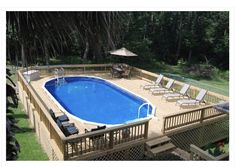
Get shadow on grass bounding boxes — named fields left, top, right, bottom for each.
left=16, top=127, right=34, bottom=134
left=14, top=113, right=28, bottom=119
left=7, top=103, right=18, bottom=108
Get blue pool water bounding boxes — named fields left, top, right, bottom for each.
left=44, top=77, right=154, bottom=125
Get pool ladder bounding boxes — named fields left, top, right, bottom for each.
left=54, top=68, right=65, bottom=85
left=138, top=102, right=151, bottom=119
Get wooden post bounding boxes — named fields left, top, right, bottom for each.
left=62, top=141, right=67, bottom=160
left=162, top=117, right=166, bottom=134
left=49, top=122, right=53, bottom=139
left=190, top=152, right=194, bottom=160
left=200, top=109, right=205, bottom=123
left=144, top=121, right=149, bottom=139
left=109, top=131, right=114, bottom=149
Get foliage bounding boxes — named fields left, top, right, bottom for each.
left=203, top=138, right=229, bottom=157
left=183, top=63, right=216, bottom=79
left=146, top=62, right=229, bottom=96
left=50, top=55, right=84, bottom=65
left=7, top=11, right=229, bottom=70
left=6, top=66, right=48, bottom=160
left=7, top=12, right=126, bottom=66
left=6, top=68, right=20, bottom=160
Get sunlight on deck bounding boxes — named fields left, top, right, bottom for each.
left=31, top=72, right=195, bottom=138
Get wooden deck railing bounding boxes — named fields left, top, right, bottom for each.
left=18, top=64, right=229, bottom=160
left=132, top=67, right=229, bottom=104
left=25, top=63, right=113, bottom=75
left=162, top=105, right=227, bottom=134
left=24, top=64, right=229, bottom=104
left=17, top=65, right=149, bottom=160
left=23, top=64, right=228, bottom=104
left=17, top=70, right=66, bottom=156
left=190, top=144, right=229, bottom=160
left=63, top=119, right=149, bottom=159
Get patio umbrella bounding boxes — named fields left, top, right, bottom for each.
left=109, top=47, right=138, bottom=57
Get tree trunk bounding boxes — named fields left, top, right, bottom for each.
left=21, top=42, right=26, bottom=67
left=188, top=49, right=192, bottom=63
left=176, top=13, right=183, bottom=60
left=15, top=51, right=19, bottom=69
left=44, top=39, right=49, bottom=65
left=83, top=38, right=89, bottom=62
left=95, top=45, right=102, bottom=62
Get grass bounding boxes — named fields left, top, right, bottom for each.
left=7, top=65, right=49, bottom=160
left=141, top=61, right=229, bottom=96
left=12, top=104, right=49, bottom=160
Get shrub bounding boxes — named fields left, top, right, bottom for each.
left=6, top=68, right=20, bottom=160
left=184, top=63, right=216, bottom=79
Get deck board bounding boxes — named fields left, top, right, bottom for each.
left=150, top=143, right=176, bottom=155
left=146, top=136, right=170, bottom=149
left=30, top=72, right=198, bottom=138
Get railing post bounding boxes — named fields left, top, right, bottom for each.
left=200, top=109, right=205, bottom=123
left=190, top=152, right=194, bottom=160
left=162, top=117, right=166, bottom=134
left=144, top=121, right=149, bottom=139
left=109, top=131, right=114, bottom=149
left=63, top=140, right=67, bottom=160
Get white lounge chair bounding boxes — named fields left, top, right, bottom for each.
left=150, top=79, right=174, bottom=94
left=162, top=84, right=190, bottom=101
left=176, top=89, right=207, bottom=108
left=140, top=74, right=163, bottom=90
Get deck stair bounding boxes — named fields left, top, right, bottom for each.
left=145, top=136, right=176, bottom=157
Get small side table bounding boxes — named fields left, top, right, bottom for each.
left=23, top=70, right=40, bottom=82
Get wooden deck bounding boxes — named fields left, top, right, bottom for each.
left=18, top=64, right=229, bottom=160
left=30, top=72, right=195, bottom=139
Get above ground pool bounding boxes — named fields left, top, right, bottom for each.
left=43, top=76, right=155, bottom=125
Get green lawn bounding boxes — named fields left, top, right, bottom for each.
left=7, top=65, right=48, bottom=160
left=11, top=104, right=49, bottom=160
left=143, top=62, right=229, bottom=96
left=161, top=72, right=229, bottom=96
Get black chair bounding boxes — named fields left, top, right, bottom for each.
left=85, top=126, right=106, bottom=149
left=85, top=126, right=106, bottom=139
left=49, top=109, right=69, bottom=122
left=85, top=126, right=106, bottom=133
left=56, top=119, right=79, bottom=137
left=110, top=67, right=121, bottom=78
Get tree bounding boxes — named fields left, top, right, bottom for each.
left=6, top=69, right=20, bottom=160
left=7, top=12, right=229, bottom=70
left=7, top=12, right=126, bottom=65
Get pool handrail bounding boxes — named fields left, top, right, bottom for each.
left=138, top=102, right=151, bottom=118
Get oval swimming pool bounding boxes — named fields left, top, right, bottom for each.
left=43, top=76, right=155, bottom=125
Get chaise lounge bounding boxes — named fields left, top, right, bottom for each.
left=150, top=78, right=174, bottom=95
left=140, top=74, right=163, bottom=90
left=161, top=83, right=190, bottom=101
left=176, top=89, right=207, bottom=108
